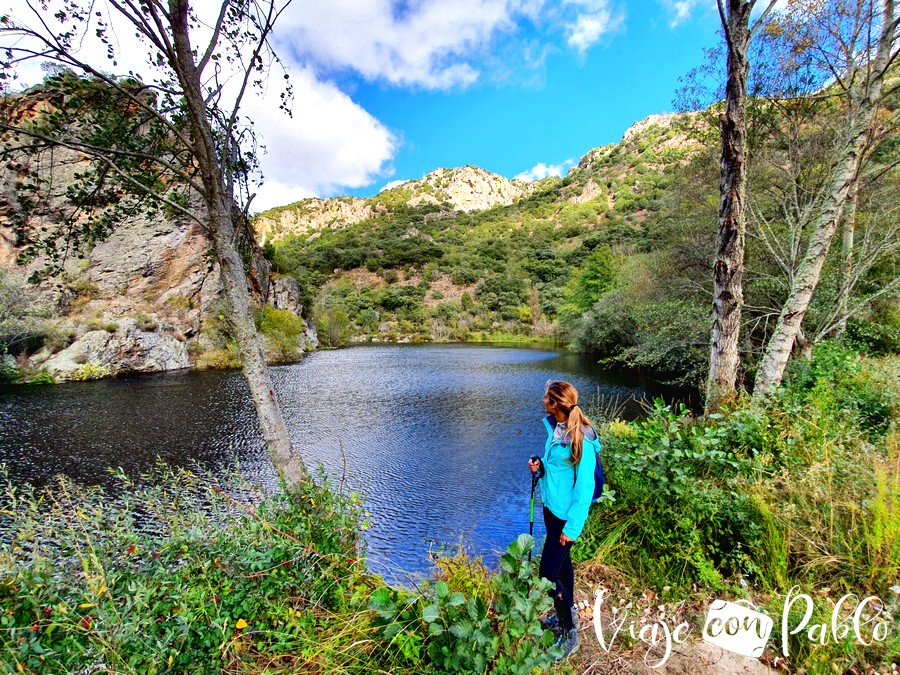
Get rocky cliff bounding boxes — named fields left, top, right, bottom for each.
left=0, top=89, right=315, bottom=381
left=254, top=165, right=532, bottom=242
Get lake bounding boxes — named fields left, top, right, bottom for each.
left=0, top=343, right=693, bottom=582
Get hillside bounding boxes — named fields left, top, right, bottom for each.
left=254, top=165, right=536, bottom=243
left=256, top=100, right=898, bottom=385
left=255, top=111, right=710, bottom=375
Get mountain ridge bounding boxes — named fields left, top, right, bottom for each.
left=253, top=111, right=691, bottom=243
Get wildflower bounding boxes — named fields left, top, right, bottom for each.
left=236, top=618, right=248, bottom=630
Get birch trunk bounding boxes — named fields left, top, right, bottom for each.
left=168, top=0, right=306, bottom=484
left=753, top=115, right=875, bottom=396
left=706, top=0, right=753, bottom=411
left=752, top=0, right=896, bottom=399
left=834, top=180, right=859, bottom=337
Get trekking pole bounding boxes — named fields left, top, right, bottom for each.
left=528, top=464, right=539, bottom=562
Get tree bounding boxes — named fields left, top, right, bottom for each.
left=0, top=0, right=308, bottom=484
left=559, top=246, right=615, bottom=325
left=752, top=0, right=899, bottom=398
left=706, top=0, right=779, bottom=411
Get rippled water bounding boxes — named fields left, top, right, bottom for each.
left=0, top=343, right=691, bottom=581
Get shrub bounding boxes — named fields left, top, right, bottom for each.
left=133, top=312, right=158, bottom=332
left=65, top=279, right=100, bottom=298
left=845, top=318, right=900, bottom=355
left=369, top=535, right=559, bottom=673
left=254, top=304, right=306, bottom=362
left=576, top=401, right=761, bottom=589
left=0, top=466, right=365, bottom=674
left=374, top=286, right=425, bottom=312
left=195, top=341, right=241, bottom=369
left=71, top=362, right=112, bottom=381
left=316, top=305, right=351, bottom=348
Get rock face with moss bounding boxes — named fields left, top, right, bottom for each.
left=0, top=90, right=315, bottom=381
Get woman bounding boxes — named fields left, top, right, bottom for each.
left=528, top=380, right=599, bottom=660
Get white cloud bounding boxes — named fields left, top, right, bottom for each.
left=245, top=67, right=397, bottom=211
left=562, top=0, right=624, bottom=54
left=275, top=0, right=545, bottom=89
left=514, top=159, right=577, bottom=182
left=379, top=179, right=409, bottom=193
left=663, top=0, right=700, bottom=27
left=1, top=4, right=397, bottom=210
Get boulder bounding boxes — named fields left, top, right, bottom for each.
left=42, top=318, right=189, bottom=380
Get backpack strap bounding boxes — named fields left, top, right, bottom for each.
left=572, top=426, right=598, bottom=487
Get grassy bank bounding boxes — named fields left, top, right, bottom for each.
left=0, top=465, right=560, bottom=674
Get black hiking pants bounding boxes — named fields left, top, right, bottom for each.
left=539, top=506, right=574, bottom=630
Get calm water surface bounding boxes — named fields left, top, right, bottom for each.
left=0, top=344, right=691, bottom=581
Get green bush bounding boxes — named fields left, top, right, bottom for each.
left=374, top=286, right=425, bottom=312
left=369, top=535, right=559, bottom=673
left=71, top=362, right=113, bottom=380
left=316, top=305, right=352, bottom=348
left=782, top=341, right=895, bottom=438
left=254, top=304, right=307, bottom=362
left=577, top=401, right=762, bottom=589
left=845, top=317, right=900, bottom=355
left=133, top=312, right=158, bottom=332
left=195, top=341, right=241, bottom=370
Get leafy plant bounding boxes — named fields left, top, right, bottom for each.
left=370, top=535, right=559, bottom=673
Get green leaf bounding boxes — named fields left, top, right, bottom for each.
left=449, top=620, right=473, bottom=638
left=369, top=586, right=392, bottom=611
left=446, top=591, right=465, bottom=606
left=422, top=603, right=441, bottom=624
left=542, top=628, right=555, bottom=647
left=434, top=580, right=449, bottom=599
left=515, top=533, right=534, bottom=557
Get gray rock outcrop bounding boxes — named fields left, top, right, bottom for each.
left=253, top=165, right=533, bottom=242
left=42, top=318, right=190, bottom=379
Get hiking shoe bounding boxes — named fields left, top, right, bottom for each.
left=553, top=627, right=580, bottom=661
left=539, top=606, right=580, bottom=633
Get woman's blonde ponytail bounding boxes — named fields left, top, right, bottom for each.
left=544, top=381, right=593, bottom=466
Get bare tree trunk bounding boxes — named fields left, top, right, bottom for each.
left=834, top=180, right=859, bottom=337
left=168, top=0, right=306, bottom=483
left=706, top=0, right=755, bottom=412
left=753, top=116, right=871, bottom=396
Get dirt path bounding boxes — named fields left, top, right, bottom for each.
left=558, top=564, right=777, bottom=675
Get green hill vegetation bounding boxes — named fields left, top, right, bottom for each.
left=261, top=107, right=898, bottom=388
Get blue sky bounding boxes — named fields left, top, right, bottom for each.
left=244, top=0, right=728, bottom=209
left=344, top=14, right=721, bottom=196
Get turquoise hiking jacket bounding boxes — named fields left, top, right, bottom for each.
left=538, top=414, right=600, bottom=541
